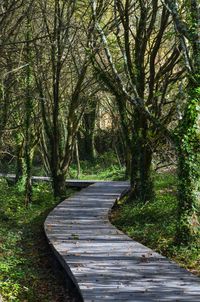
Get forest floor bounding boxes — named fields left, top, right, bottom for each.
left=0, top=180, right=77, bottom=302
left=0, top=153, right=124, bottom=302
left=111, top=170, right=200, bottom=276
left=0, top=155, right=199, bottom=301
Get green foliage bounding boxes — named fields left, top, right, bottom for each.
left=176, top=85, right=200, bottom=243
left=69, top=151, right=126, bottom=181
left=0, top=178, right=74, bottom=301
left=111, top=171, right=200, bottom=275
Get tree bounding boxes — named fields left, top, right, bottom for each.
left=32, top=0, right=95, bottom=198
left=90, top=0, right=184, bottom=202
left=0, top=0, right=27, bottom=140
left=164, top=0, right=200, bottom=243
left=0, top=1, right=39, bottom=205
left=81, top=97, right=97, bottom=161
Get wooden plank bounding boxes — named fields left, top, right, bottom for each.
left=44, top=181, right=200, bottom=301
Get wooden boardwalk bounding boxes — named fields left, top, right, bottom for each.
left=0, top=173, right=104, bottom=188
left=44, top=181, right=200, bottom=302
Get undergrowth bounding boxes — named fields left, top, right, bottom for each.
left=0, top=179, right=75, bottom=302
left=1, top=152, right=126, bottom=181
left=69, top=152, right=126, bottom=180
left=111, top=171, right=200, bottom=276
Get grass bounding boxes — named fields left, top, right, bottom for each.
left=1, top=154, right=199, bottom=302
left=0, top=153, right=124, bottom=302
left=1, top=152, right=126, bottom=181
left=111, top=171, right=200, bottom=276
left=68, top=152, right=126, bottom=181
left=0, top=178, right=75, bottom=302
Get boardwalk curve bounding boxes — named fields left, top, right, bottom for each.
left=44, top=181, right=200, bottom=301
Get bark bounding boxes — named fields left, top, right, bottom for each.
left=75, top=137, right=81, bottom=178
left=51, top=170, right=66, bottom=200
left=130, top=112, right=154, bottom=202
left=176, top=84, right=200, bottom=244
left=24, top=13, right=33, bottom=207
left=15, top=141, right=24, bottom=184
left=165, top=0, right=200, bottom=244
left=83, top=104, right=97, bottom=161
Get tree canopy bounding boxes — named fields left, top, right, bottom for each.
left=0, top=0, right=199, bottom=244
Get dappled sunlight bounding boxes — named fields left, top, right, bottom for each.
left=45, top=181, right=200, bottom=301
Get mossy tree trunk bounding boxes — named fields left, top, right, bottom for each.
left=165, top=0, right=200, bottom=243
left=176, top=83, right=200, bottom=244
left=51, top=169, right=66, bottom=200
left=130, top=112, right=154, bottom=203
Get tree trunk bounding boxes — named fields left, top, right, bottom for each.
left=83, top=101, right=97, bottom=161
left=176, top=85, right=200, bottom=244
left=84, top=133, right=96, bottom=160
left=52, top=171, right=66, bottom=200
left=165, top=0, right=200, bottom=244
left=75, top=138, right=81, bottom=178
left=115, top=96, right=132, bottom=177
left=139, top=141, right=154, bottom=202
left=130, top=112, right=154, bottom=202
left=24, top=143, right=33, bottom=207
left=24, top=14, right=33, bottom=207
left=15, top=141, right=24, bottom=184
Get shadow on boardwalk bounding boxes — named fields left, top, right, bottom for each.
left=44, top=181, right=200, bottom=301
